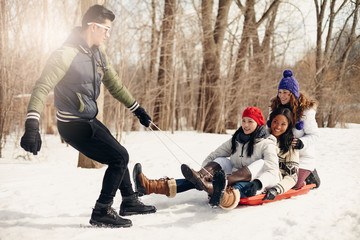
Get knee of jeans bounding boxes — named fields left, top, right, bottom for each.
left=213, top=157, right=232, bottom=175
left=107, top=150, right=129, bottom=169
left=123, top=151, right=129, bottom=164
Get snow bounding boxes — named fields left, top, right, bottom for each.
left=1, top=125, right=360, bottom=240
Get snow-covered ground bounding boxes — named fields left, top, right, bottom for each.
left=1, top=125, right=360, bottom=240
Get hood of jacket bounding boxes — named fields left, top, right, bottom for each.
left=64, top=27, right=101, bottom=53
left=64, top=27, right=89, bottom=48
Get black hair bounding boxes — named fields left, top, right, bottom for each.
left=231, top=126, right=262, bottom=157
left=269, top=107, right=294, bottom=154
left=81, top=5, right=115, bottom=30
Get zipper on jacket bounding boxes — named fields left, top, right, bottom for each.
left=90, top=50, right=97, bottom=100
left=240, top=144, right=245, bottom=157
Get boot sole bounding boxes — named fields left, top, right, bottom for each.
left=89, top=219, right=132, bottom=228
left=133, top=163, right=147, bottom=196
left=305, top=169, right=321, bottom=188
left=209, top=170, right=226, bottom=207
left=120, top=208, right=157, bottom=216
left=181, top=164, right=207, bottom=191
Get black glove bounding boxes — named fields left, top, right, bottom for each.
left=243, top=179, right=262, bottom=197
left=133, top=106, right=151, bottom=127
left=293, top=138, right=304, bottom=149
left=20, top=119, right=42, bottom=155
left=263, top=188, right=278, bottom=200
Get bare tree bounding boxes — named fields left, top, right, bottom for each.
left=313, top=0, right=360, bottom=127
left=145, top=0, right=159, bottom=115
left=0, top=0, right=8, bottom=157
left=0, top=0, right=60, bottom=157
left=153, top=0, right=176, bottom=130
left=174, top=1, right=203, bottom=130
left=326, top=0, right=360, bottom=127
left=195, top=0, right=232, bottom=133
left=77, top=0, right=106, bottom=169
left=3, top=0, right=360, bottom=157
left=226, top=0, right=281, bottom=129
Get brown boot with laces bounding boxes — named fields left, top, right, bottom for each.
left=181, top=161, right=221, bottom=194
left=133, top=163, right=177, bottom=198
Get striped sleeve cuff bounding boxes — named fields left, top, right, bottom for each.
left=128, top=100, right=139, bottom=113
left=274, top=184, right=285, bottom=195
left=26, top=111, right=40, bottom=121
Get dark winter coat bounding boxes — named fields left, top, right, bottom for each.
left=27, top=27, right=135, bottom=121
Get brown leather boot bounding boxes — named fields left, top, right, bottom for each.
left=133, top=163, right=177, bottom=198
left=181, top=162, right=221, bottom=194
left=227, top=166, right=252, bottom=186
left=219, top=186, right=240, bottom=210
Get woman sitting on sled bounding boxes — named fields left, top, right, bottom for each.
left=270, top=69, right=320, bottom=189
left=196, top=107, right=301, bottom=208
left=212, top=107, right=301, bottom=206
left=260, top=107, right=300, bottom=200
left=133, top=107, right=283, bottom=209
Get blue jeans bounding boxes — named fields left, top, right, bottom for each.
left=232, top=181, right=250, bottom=198
left=176, top=179, right=251, bottom=198
left=175, top=179, right=196, bottom=193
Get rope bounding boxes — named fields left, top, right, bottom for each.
left=148, top=121, right=212, bottom=176
left=148, top=125, right=183, bottom=165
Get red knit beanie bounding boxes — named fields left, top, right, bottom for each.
left=242, top=107, right=265, bottom=126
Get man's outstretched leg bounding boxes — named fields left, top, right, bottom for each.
left=90, top=201, right=132, bottom=228
left=58, top=119, right=156, bottom=227
left=118, top=168, right=157, bottom=216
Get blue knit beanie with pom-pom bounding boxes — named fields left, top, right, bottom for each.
left=276, top=69, right=304, bottom=130
left=278, top=70, right=300, bottom=100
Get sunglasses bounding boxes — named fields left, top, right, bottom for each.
left=87, top=22, right=111, bottom=36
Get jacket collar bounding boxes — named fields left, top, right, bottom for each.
left=64, top=27, right=99, bottom=54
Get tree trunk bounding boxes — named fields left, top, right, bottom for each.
left=153, top=0, right=176, bottom=130
left=313, top=0, right=358, bottom=127
left=0, top=0, right=5, bottom=158
left=226, top=0, right=280, bottom=129
left=195, top=0, right=232, bottom=133
left=313, top=0, right=328, bottom=127
left=225, top=2, right=251, bottom=129
left=145, top=0, right=158, bottom=114
left=77, top=0, right=105, bottom=169
left=0, top=0, right=9, bottom=158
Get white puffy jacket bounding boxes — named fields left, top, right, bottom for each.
left=202, top=134, right=279, bottom=192
left=293, top=109, right=319, bottom=171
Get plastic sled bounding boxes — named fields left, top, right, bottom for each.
left=239, top=183, right=316, bottom=205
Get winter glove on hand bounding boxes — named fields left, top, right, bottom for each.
left=263, top=188, right=278, bottom=200
left=20, top=119, right=42, bottom=155
left=292, top=137, right=304, bottom=149
left=243, top=179, right=262, bottom=197
left=133, top=106, right=151, bottom=127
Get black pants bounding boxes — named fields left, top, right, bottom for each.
left=57, top=119, right=134, bottom=204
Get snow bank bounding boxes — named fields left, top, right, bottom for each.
left=1, top=126, right=359, bottom=240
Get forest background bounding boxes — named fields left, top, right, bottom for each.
left=0, top=0, right=359, bottom=159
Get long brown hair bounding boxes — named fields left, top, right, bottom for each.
left=270, top=92, right=317, bottom=122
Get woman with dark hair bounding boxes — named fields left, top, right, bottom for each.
left=208, top=106, right=302, bottom=206
left=133, top=107, right=280, bottom=210
left=270, top=69, right=320, bottom=189
left=262, top=107, right=299, bottom=200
